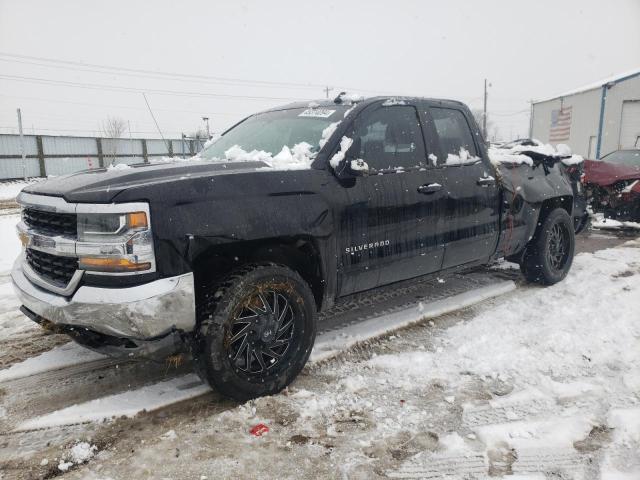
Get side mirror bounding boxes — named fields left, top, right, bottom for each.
left=347, top=158, right=369, bottom=176
left=334, top=136, right=369, bottom=177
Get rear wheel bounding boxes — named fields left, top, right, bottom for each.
left=520, top=208, right=575, bottom=285
left=195, top=264, right=317, bottom=401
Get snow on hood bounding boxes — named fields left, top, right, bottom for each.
left=489, top=140, right=583, bottom=167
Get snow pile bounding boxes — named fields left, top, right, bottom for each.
left=106, top=162, right=132, bottom=171
left=382, top=98, right=407, bottom=106
left=488, top=146, right=534, bottom=167
left=224, top=143, right=314, bottom=170
left=336, top=92, right=364, bottom=104
left=58, top=442, right=98, bottom=471
left=445, top=147, right=480, bottom=166
left=489, top=140, right=584, bottom=167
left=271, top=142, right=314, bottom=169
left=0, top=179, right=40, bottom=201
left=0, top=214, right=20, bottom=275
left=350, top=158, right=369, bottom=172
left=160, top=429, right=178, bottom=440
left=592, top=212, right=640, bottom=230
left=319, top=121, right=340, bottom=148
left=329, top=136, right=354, bottom=169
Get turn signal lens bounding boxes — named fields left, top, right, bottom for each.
left=127, top=212, right=148, bottom=229
left=79, top=257, right=151, bottom=272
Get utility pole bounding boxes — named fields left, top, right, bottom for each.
left=528, top=99, right=534, bottom=139
left=17, top=108, right=27, bottom=181
left=482, top=79, right=488, bottom=141
left=323, top=86, right=333, bottom=99
left=128, top=120, right=133, bottom=156
left=202, top=116, right=210, bottom=138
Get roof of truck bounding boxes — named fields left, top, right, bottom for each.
left=263, top=95, right=466, bottom=113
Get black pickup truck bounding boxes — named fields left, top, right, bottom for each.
left=12, top=95, right=585, bottom=400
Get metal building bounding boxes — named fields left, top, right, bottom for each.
left=531, top=69, right=640, bottom=159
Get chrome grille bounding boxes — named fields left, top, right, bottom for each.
left=23, top=208, right=77, bottom=238
left=25, top=248, right=78, bottom=288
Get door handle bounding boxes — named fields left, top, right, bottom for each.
left=476, top=177, right=496, bottom=187
left=417, top=183, right=442, bottom=194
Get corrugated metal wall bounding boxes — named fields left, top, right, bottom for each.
left=0, top=134, right=205, bottom=180
left=532, top=73, right=640, bottom=159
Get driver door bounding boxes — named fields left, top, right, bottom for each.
left=337, top=102, right=445, bottom=296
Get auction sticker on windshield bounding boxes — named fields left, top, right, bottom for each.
left=298, top=108, right=336, bottom=118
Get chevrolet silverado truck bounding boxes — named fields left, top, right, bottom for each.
left=12, top=95, right=584, bottom=400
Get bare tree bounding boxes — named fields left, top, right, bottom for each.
left=102, top=116, right=127, bottom=165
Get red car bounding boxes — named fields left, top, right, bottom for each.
left=584, top=149, right=640, bottom=222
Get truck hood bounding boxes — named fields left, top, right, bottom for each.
left=22, top=160, right=271, bottom=203
left=584, top=159, right=640, bottom=186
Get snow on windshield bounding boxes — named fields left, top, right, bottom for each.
left=223, top=142, right=315, bottom=170
left=195, top=106, right=347, bottom=170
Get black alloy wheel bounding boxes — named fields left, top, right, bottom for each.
left=195, top=264, right=317, bottom=401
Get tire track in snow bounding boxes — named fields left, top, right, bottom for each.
left=461, top=396, right=639, bottom=430
left=388, top=448, right=591, bottom=479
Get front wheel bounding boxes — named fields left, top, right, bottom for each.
left=195, top=264, right=317, bottom=401
left=520, top=208, right=575, bottom=285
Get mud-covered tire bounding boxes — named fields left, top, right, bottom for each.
left=520, top=208, right=575, bottom=285
left=194, top=263, right=317, bottom=401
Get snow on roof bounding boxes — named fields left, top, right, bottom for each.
left=534, top=67, right=640, bottom=104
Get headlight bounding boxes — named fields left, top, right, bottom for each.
left=76, top=208, right=155, bottom=274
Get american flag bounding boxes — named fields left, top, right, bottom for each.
left=549, top=106, right=572, bottom=142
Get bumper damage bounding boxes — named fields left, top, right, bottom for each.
left=11, top=258, right=196, bottom=359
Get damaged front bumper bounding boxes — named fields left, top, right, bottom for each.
left=11, top=257, right=196, bottom=359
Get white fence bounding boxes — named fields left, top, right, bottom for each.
left=0, top=134, right=207, bottom=180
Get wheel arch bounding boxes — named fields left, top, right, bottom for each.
left=191, top=236, right=326, bottom=311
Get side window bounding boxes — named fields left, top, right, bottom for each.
left=430, top=107, right=479, bottom=166
left=353, top=106, right=426, bottom=171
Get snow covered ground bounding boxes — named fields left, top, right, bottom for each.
left=0, top=180, right=34, bottom=202
left=592, top=212, right=640, bottom=231
left=0, top=235, right=636, bottom=479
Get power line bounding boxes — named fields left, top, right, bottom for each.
left=0, top=57, right=324, bottom=91
left=0, top=94, right=241, bottom=117
left=0, top=74, right=309, bottom=102
left=0, top=51, right=328, bottom=90
left=0, top=52, right=426, bottom=98
left=489, top=109, right=530, bottom=116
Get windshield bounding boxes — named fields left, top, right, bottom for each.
left=199, top=106, right=348, bottom=161
left=601, top=150, right=640, bottom=167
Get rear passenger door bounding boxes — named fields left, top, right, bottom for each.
left=425, top=105, right=500, bottom=268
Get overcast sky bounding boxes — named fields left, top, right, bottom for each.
left=1, top=0, right=639, bottom=141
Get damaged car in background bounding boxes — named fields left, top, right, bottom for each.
left=12, top=94, right=586, bottom=401
left=584, top=149, right=640, bottom=222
